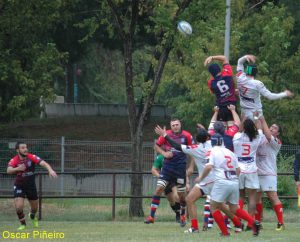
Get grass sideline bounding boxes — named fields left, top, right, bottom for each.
left=1, top=198, right=299, bottom=241
left=0, top=221, right=299, bottom=242
left=1, top=198, right=299, bottom=222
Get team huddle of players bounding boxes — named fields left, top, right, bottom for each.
left=144, top=54, right=294, bottom=237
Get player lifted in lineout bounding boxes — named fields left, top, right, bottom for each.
left=7, top=142, right=58, bottom=230
left=236, top=54, right=293, bottom=119
left=204, top=55, right=237, bottom=128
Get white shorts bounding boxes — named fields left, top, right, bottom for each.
left=239, top=172, right=260, bottom=190
left=241, top=108, right=263, bottom=120
left=210, top=179, right=239, bottom=205
left=195, top=182, right=214, bottom=195
left=258, top=175, right=277, bottom=192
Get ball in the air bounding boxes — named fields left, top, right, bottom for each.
left=177, top=21, right=192, bottom=35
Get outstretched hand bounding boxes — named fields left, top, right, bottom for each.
left=227, top=104, right=236, bottom=111
left=246, top=55, right=256, bottom=63
left=285, top=90, right=294, bottom=98
left=49, top=170, right=58, bottom=178
left=204, top=56, right=213, bottom=66
left=214, top=106, right=220, bottom=112
left=154, top=125, right=167, bottom=137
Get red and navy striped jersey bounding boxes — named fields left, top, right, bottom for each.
left=8, top=153, right=42, bottom=185
left=207, top=63, right=236, bottom=106
left=156, top=130, right=193, bottom=166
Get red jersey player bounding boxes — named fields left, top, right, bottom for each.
left=7, top=142, right=57, bottom=230
left=204, top=55, right=237, bottom=127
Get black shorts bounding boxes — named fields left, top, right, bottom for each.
left=160, top=166, right=186, bottom=188
left=14, top=184, right=38, bottom=200
left=217, top=105, right=234, bottom=122
left=164, top=182, right=176, bottom=195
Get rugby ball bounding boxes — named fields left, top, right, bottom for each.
left=177, top=21, right=192, bottom=35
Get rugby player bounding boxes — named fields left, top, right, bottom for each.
left=7, top=142, right=57, bottom=230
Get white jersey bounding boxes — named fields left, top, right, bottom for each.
left=181, top=141, right=215, bottom=185
left=236, top=57, right=287, bottom=112
left=206, top=146, right=239, bottom=181
left=233, top=129, right=265, bottom=173
left=256, top=135, right=282, bottom=176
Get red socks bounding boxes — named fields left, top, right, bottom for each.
left=239, top=199, right=244, bottom=209
left=273, top=204, right=284, bottom=224
left=231, top=215, right=242, bottom=227
left=235, top=208, right=254, bottom=227
left=191, top=218, right=199, bottom=230
left=212, top=210, right=229, bottom=235
left=255, top=203, right=263, bottom=222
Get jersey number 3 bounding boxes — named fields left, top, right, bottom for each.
left=242, top=144, right=251, bottom=156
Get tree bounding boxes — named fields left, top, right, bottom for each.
left=0, top=0, right=66, bottom=121
left=105, top=0, right=192, bottom=216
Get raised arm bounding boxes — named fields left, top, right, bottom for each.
left=154, top=125, right=182, bottom=151
left=259, top=116, right=272, bottom=142
left=208, top=106, right=219, bottom=130
left=237, top=54, right=256, bottom=72
left=227, top=105, right=240, bottom=128
left=204, top=55, right=228, bottom=66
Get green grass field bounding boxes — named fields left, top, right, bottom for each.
left=1, top=198, right=299, bottom=241
left=1, top=221, right=300, bottom=242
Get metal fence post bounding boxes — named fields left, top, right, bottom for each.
left=112, top=173, right=116, bottom=220
left=38, top=174, right=42, bottom=220
left=61, top=136, right=65, bottom=196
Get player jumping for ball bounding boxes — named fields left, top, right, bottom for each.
left=236, top=54, right=293, bottom=119
left=204, top=55, right=237, bottom=127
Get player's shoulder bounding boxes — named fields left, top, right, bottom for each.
left=233, top=131, right=243, bottom=139
left=272, top=136, right=282, bottom=145
left=27, top=153, right=42, bottom=162
left=9, top=155, right=19, bottom=163
left=8, top=155, right=19, bottom=166
left=253, top=79, right=264, bottom=87
left=27, top=153, right=35, bottom=159
left=182, top=130, right=192, bottom=136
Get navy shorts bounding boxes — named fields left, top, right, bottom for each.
left=14, top=183, right=38, bottom=200
left=217, top=105, right=234, bottom=122
left=164, top=182, right=176, bottom=195
left=160, top=165, right=186, bottom=187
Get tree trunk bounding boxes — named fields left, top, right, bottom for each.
left=129, top=125, right=144, bottom=217
left=123, top=37, right=144, bottom=216
left=106, top=0, right=193, bottom=217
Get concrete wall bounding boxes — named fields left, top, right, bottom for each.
left=45, top=103, right=172, bottom=117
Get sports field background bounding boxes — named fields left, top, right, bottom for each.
left=0, top=198, right=299, bottom=241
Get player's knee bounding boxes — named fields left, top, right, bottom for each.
left=177, top=185, right=186, bottom=193
left=16, top=208, right=23, bottom=214
left=185, top=194, right=192, bottom=204
left=267, top=192, right=280, bottom=204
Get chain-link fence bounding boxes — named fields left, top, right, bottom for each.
left=0, top=137, right=298, bottom=197
left=0, top=138, right=156, bottom=173
left=1, top=138, right=298, bottom=173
